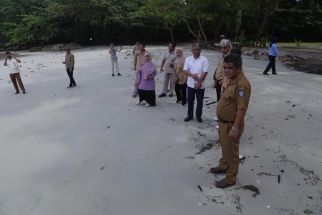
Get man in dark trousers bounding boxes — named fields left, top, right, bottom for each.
left=183, top=44, right=209, bottom=123
left=62, top=48, right=76, bottom=88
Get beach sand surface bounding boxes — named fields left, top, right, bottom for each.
left=0, top=46, right=321, bottom=215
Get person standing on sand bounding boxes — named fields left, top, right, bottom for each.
left=133, top=42, right=149, bottom=98
left=183, top=44, right=209, bottom=123
left=214, top=39, right=231, bottom=102
left=159, top=42, right=176, bottom=98
left=4, top=52, right=26, bottom=94
left=109, top=43, right=122, bottom=76
left=211, top=54, right=251, bottom=189
left=133, top=41, right=140, bottom=55
left=136, top=53, right=157, bottom=107
left=173, top=47, right=187, bottom=106
left=62, top=48, right=76, bottom=88
left=263, top=37, right=279, bottom=75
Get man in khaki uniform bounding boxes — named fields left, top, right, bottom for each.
left=133, top=42, right=149, bottom=98
left=159, top=42, right=176, bottom=98
left=214, top=39, right=231, bottom=102
left=211, top=54, right=251, bottom=189
left=62, top=48, right=76, bottom=88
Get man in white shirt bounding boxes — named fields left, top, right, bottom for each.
left=4, top=52, right=26, bottom=94
left=183, top=44, right=209, bottom=123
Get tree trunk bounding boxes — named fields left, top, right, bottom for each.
left=254, top=7, right=270, bottom=40
left=182, top=17, right=199, bottom=40
left=169, top=28, right=175, bottom=42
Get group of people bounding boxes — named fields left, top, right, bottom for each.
left=4, top=37, right=285, bottom=189
left=127, top=41, right=252, bottom=189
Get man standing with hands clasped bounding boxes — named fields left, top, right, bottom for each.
left=183, top=44, right=209, bottom=123
left=158, top=42, right=176, bottom=98
left=4, top=52, right=26, bottom=94
left=210, top=54, right=251, bottom=189
left=62, top=48, right=76, bottom=88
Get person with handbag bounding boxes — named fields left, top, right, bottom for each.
left=173, top=47, right=187, bottom=106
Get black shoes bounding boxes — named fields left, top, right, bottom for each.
left=197, top=118, right=203, bottom=123
left=23, top=91, right=26, bottom=94
left=272, top=72, right=277, bottom=75
left=169, top=94, right=173, bottom=97
left=184, top=116, right=193, bottom=122
left=15, top=91, right=20, bottom=94
left=158, top=93, right=166, bottom=98
left=112, top=73, right=115, bottom=76
left=117, top=73, right=121, bottom=76
left=263, top=72, right=269, bottom=75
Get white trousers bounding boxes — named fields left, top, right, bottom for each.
left=111, top=59, right=119, bottom=74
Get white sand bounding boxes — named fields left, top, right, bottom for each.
left=0, top=46, right=321, bottom=215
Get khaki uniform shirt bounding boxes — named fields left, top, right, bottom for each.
left=214, top=53, right=229, bottom=81
left=174, top=60, right=187, bottom=85
left=163, top=51, right=176, bottom=74
left=216, top=72, right=251, bottom=122
left=135, top=50, right=149, bottom=72
left=65, top=54, right=75, bottom=69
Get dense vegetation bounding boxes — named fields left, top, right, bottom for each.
left=0, top=0, right=321, bottom=47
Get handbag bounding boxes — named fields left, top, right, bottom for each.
left=173, top=74, right=179, bottom=84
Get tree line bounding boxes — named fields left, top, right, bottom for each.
left=0, top=0, right=321, bottom=48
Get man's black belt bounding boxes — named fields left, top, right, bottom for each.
left=218, top=118, right=234, bottom=123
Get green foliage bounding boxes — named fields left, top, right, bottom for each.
left=257, top=37, right=268, bottom=47
left=304, top=209, right=313, bottom=215
left=294, top=38, right=302, bottom=47
left=0, top=0, right=322, bottom=47
left=235, top=36, right=246, bottom=48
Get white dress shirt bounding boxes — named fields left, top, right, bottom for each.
left=183, top=55, right=209, bottom=89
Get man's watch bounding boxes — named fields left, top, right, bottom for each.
left=232, top=127, right=238, bottom=132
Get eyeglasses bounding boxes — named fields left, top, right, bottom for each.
left=220, top=47, right=227, bottom=49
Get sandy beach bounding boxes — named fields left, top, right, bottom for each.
left=0, top=46, right=321, bottom=215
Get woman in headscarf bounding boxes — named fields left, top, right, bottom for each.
left=263, top=37, right=279, bottom=75
left=136, top=53, right=157, bottom=107
left=173, top=47, right=187, bottom=106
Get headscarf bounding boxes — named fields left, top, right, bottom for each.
left=270, top=37, right=278, bottom=48
left=174, top=48, right=186, bottom=65
left=139, top=53, right=156, bottom=79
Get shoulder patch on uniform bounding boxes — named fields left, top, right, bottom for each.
left=239, top=90, right=244, bottom=98
left=238, top=87, right=245, bottom=90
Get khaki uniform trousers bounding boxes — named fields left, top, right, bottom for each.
left=162, top=73, right=174, bottom=95
left=217, top=121, right=244, bottom=184
left=10, top=73, right=25, bottom=92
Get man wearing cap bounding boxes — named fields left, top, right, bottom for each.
left=4, top=52, right=26, bottom=94
left=62, top=48, right=76, bottom=88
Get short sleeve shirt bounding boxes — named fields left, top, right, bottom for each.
left=183, top=55, right=209, bottom=89
left=135, top=50, right=149, bottom=72
left=163, top=51, right=176, bottom=74
left=109, top=48, right=118, bottom=61
left=6, top=59, right=20, bottom=74
left=133, top=45, right=140, bottom=53
left=216, top=73, right=251, bottom=121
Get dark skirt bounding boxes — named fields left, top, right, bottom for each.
left=138, top=89, right=156, bottom=106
